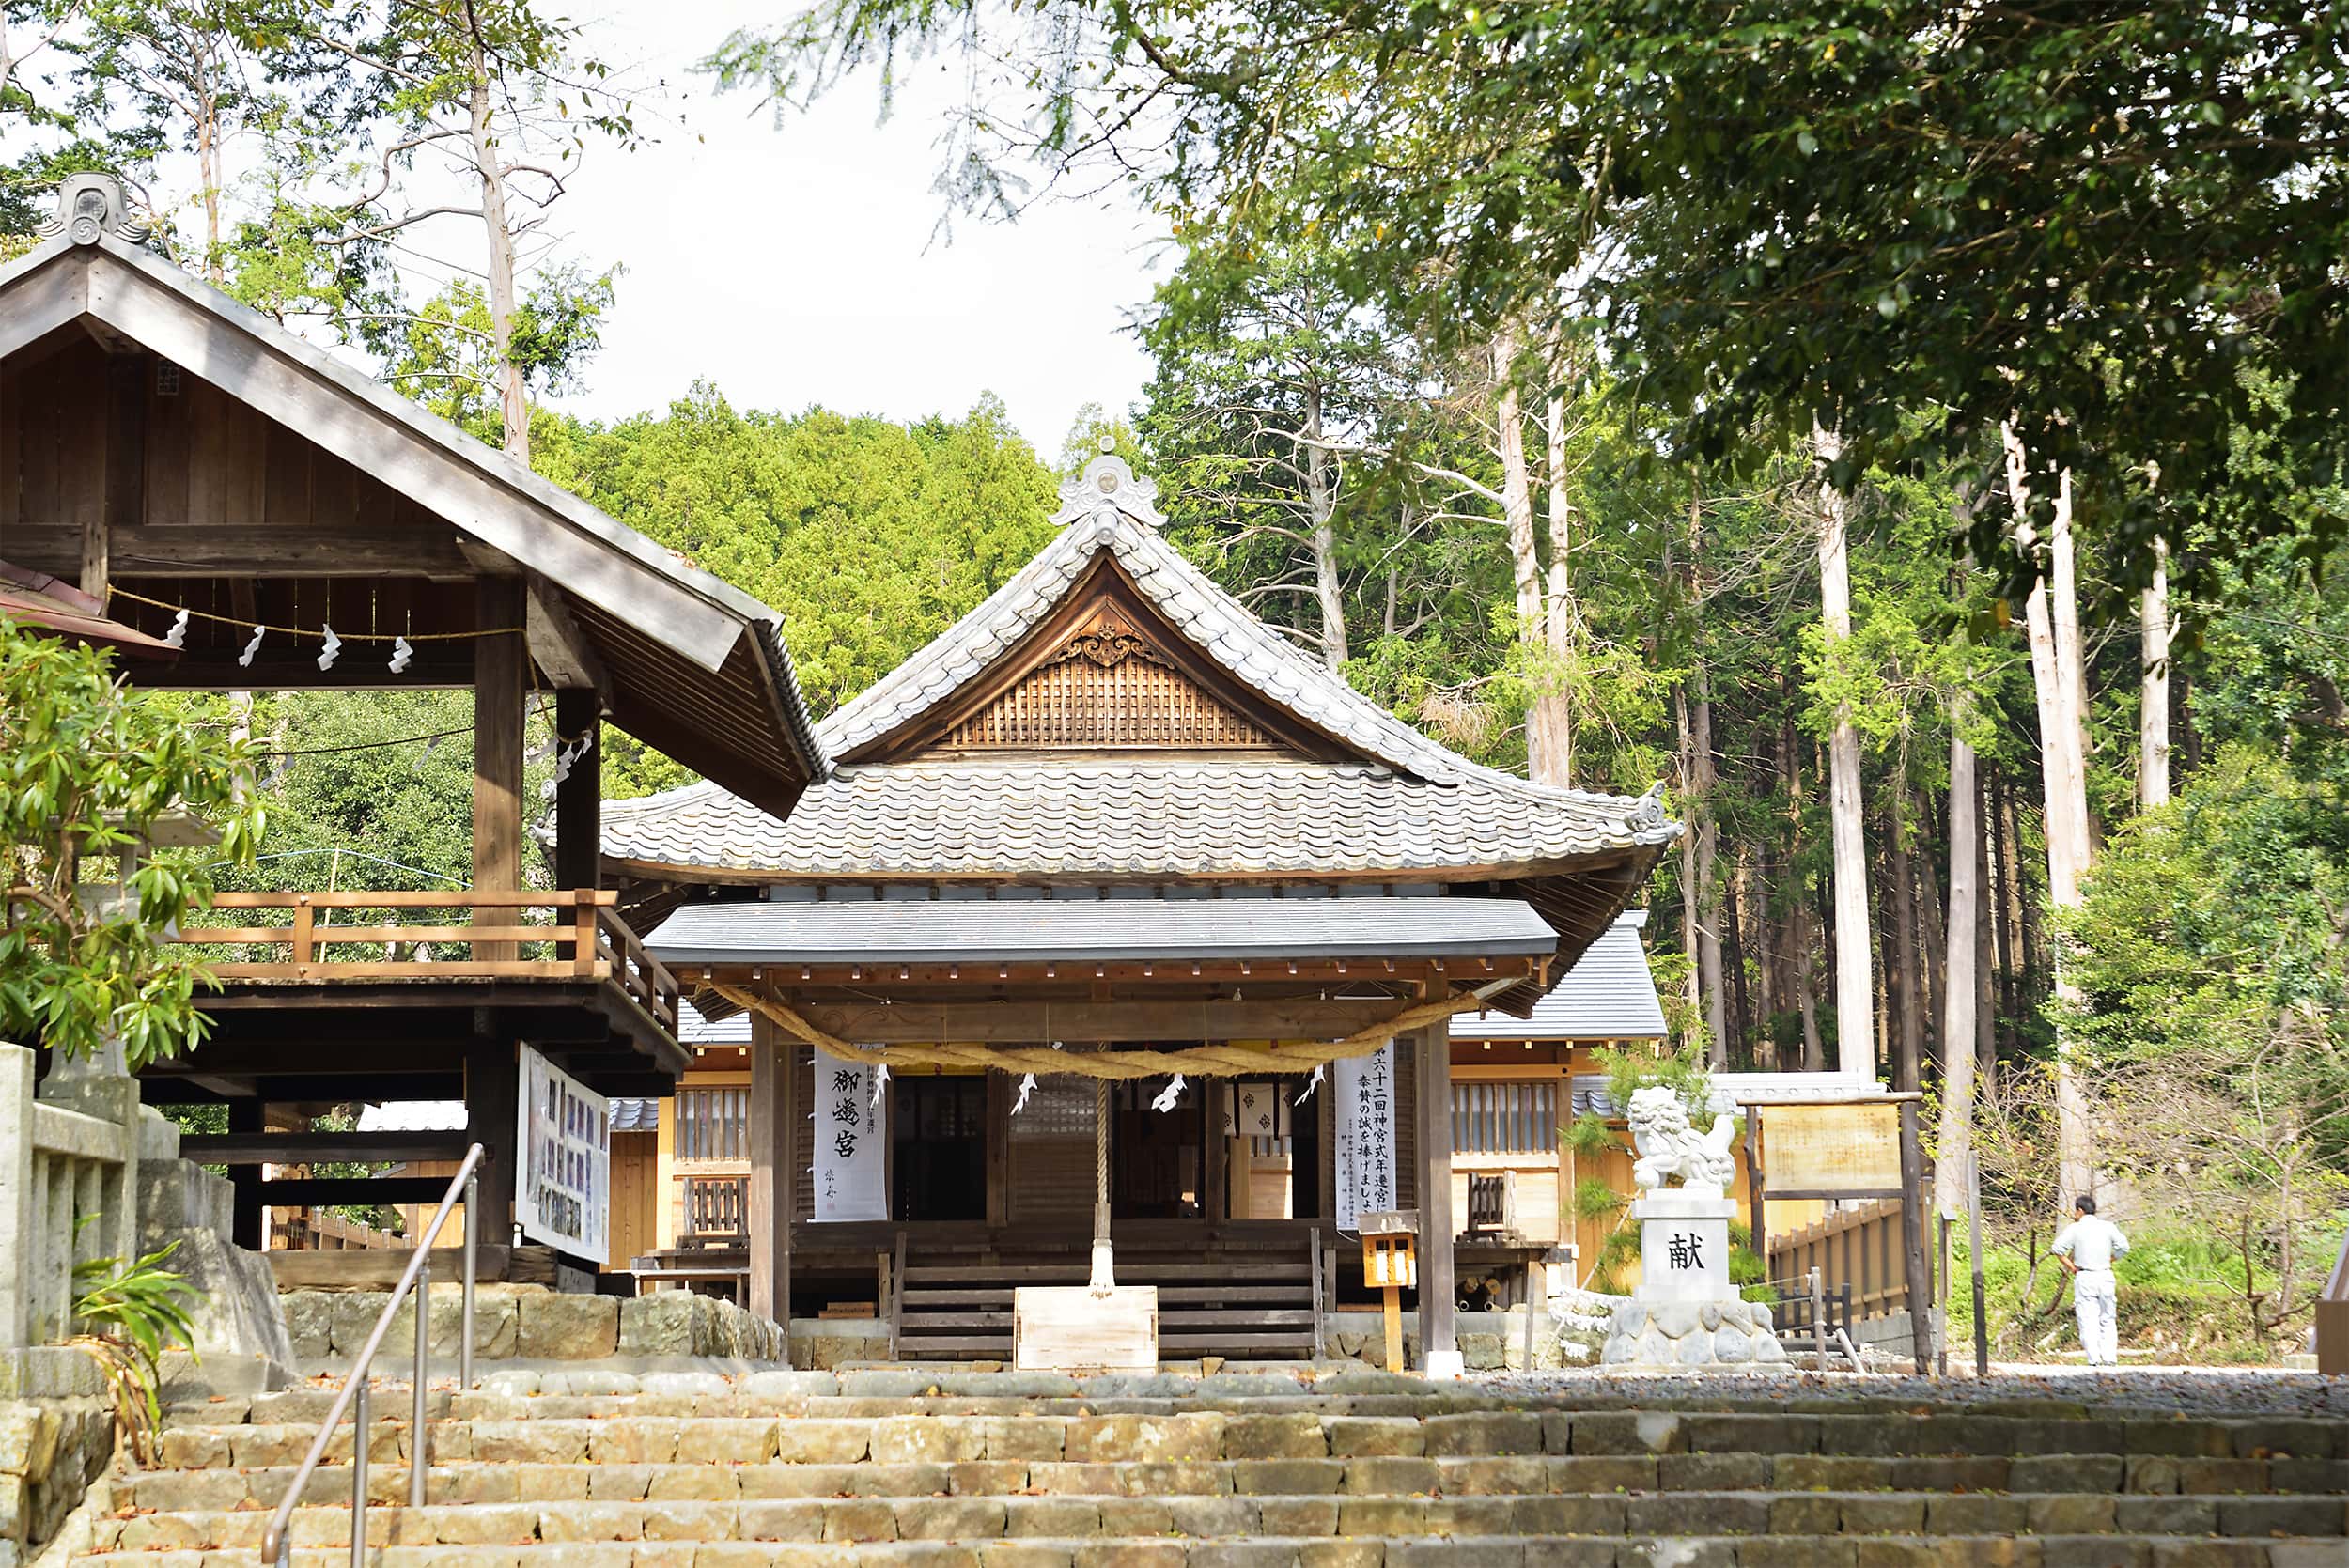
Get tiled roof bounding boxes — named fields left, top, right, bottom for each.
left=1453, top=911, right=1668, bottom=1041
left=646, top=893, right=1557, bottom=967
left=604, top=757, right=1673, bottom=879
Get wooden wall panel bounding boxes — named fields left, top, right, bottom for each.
left=606, top=1131, right=659, bottom=1270
left=945, top=647, right=1277, bottom=750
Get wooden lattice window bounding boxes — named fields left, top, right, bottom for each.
left=675, top=1086, right=747, bottom=1163
left=1452, top=1080, right=1560, bottom=1155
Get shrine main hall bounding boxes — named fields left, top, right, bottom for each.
left=606, top=448, right=1679, bottom=1372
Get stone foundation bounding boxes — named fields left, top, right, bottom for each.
left=0, top=1397, right=112, bottom=1564
left=281, top=1286, right=786, bottom=1366
left=1600, top=1296, right=1790, bottom=1370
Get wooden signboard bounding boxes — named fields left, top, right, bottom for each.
left=1759, top=1102, right=1903, bottom=1197
left=1013, top=1285, right=1159, bottom=1371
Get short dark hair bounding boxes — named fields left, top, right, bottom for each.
left=2075, top=1195, right=2097, bottom=1216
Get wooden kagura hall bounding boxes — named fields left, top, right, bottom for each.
left=2, top=177, right=1680, bottom=1368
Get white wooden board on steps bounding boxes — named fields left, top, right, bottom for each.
left=1013, top=1285, right=1159, bottom=1371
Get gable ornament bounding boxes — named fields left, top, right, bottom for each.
left=41, top=174, right=150, bottom=246
left=1050, top=438, right=1167, bottom=530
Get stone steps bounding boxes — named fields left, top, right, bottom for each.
left=67, top=1374, right=2341, bottom=1568
left=59, top=1537, right=2349, bottom=1567
left=79, top=1490, right=2349, bottom=1550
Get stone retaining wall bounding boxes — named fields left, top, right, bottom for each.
left=0, top=1397, right=111, bottom=1565
left=281, top=1287, right=784, bottom=1365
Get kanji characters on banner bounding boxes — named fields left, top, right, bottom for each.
left=1332, top=1041, right=1398, bottom=1231
left=813, top=1048, right=888, bottom=1222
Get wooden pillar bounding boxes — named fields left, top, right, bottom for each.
left=227, top=1096, right=264, bottom=1251
left=749, top=1015, right=794, bottom=1343
left=553, top=689, right=601, bottom=892
left=466, top=1030, right=518, bottom=1249
left=474, top=577, right=528, bottom=959
left=1415, top=1022, right=1459, bottom=1374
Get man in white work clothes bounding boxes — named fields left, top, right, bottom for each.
left=2053, top=1195, right=2130, bottom=1366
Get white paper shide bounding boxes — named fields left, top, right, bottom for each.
left=814, top=1048, right=888, bottom=1222
left=516, top=1046, right=609, bottom=1259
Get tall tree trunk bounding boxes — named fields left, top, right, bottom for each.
left=1302, top=383, right=1348, bottom=668
left=1528, top=390, right=1577, bottom=784
left=469, top=50, right=532, bottom=461
left=1937, top=707, right=1982, bottom=1218
left=1781, top=711, right=1825, bottom=1070
left=1675, top=689, right=1703, bottom=1026
left=1989, top=763, right=2023, bottom=1054
left=1693, top=682, right=1724, bottom=1064
left=2006, top=427, right=2095, bottom=1208
left=1724, top=854, right=1752, bottom=1068
left=1755, top=856, right=1781, bottom=1071
left=1977, top=784, right=1997, bottom=1082
left=2140, top=537, right=2170, bottom=810
left=1812, top=423, right=1875, bottom=1076
left=1889, top=804, right=1922, bottom=1092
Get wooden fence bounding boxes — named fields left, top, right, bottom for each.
left=171, top=888, right=678, bottom=1033
left=1767, top=1198, right=1910, bottom=1322
left=0, top=1045, right=140, bottom=1352
left=274, top=1207, right=409, bottom=1250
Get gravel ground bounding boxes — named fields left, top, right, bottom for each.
left=1470, top=1363, right=2348, bottom=1417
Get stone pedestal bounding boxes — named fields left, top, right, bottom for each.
left=1600, top=1190, right=1787, bottom=1371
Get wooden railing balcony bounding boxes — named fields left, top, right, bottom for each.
left=170, top=888, right=679, bottom=1037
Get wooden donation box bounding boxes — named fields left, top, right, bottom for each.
left=1014, top=1286, right=1159, bottom=1372
left=1361, top=1209, right=1418, bottom=1374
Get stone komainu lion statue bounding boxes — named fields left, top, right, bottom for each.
left=1625, top=1085, right=1738, bottom=1197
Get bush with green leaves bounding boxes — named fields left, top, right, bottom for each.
left=70, top=1235, right=198, bottom=1464
left=0, top=617, right=263, bottom=1066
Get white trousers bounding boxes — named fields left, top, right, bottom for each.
left=2074, top=1268, right=2119, bottom=1365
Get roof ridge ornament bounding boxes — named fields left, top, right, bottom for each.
left=40, top=173, right=149, bottom=246
left=1050, top=437, right=1166, bottom=530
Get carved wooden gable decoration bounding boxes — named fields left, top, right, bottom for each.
left=871, top=558, right=1343, bottom=760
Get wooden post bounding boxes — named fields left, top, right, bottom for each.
left=553, top=688, right=601, bottom=893
left=227, top=1095, right=264, bottom=1252
left=749, top=1016, right=793, bottom=1347
left=1415, top=1022, right=1458, bottom=1373
left=473, top=577, right=527, bottom=962
left=1383, top=1279, right=1405, bottom=1373
left=1897, top=1097, right=1934, bottom=1374
left=1308, top=1225, right=1324, bottom=1359
left=465, top=1031, right=518, bottom=1250
left=1743, top=1101, right=1766, bottom=1277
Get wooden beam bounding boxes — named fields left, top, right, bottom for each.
left=227, top=1096, right=263, bottom=1251
left=782, top=997, right=1430, bottom=1045
left=180, top=1131, right=472, bottom=1165
left=554, top=687, right=601, bottom=892
left=0, top=254, right=88, bottom=361
left=256, top=1176, right=454, bottom=1206
left=6, top=523, right=473, bottom=577
left=474, top=576, right=527, bottom=960
left=528, top=582, right=610, bottom=696
left=1416, top=1020, right=1458, bottom=1371
left=749, top=1013, right=793, bottom=1339
left=672, top=957, right=1532, bottom=989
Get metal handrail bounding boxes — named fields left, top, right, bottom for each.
left=260, top=1143, right=484, bottom=1567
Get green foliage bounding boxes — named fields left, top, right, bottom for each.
left=535, top=384, right=1059, bottom=716
left=1561, top=1112, right=1617, bottom=1159
left=70, top=1235, right=198, bottom=1462
left=1595, top=1043, right=1713, bottom=1126
left=1571, top=1175, right=1626, bottom=1222
left=0, top=619, right=263, bottom=1066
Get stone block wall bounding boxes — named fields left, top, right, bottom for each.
left=0, top=1398, right=112, bottom=1565
left=280, top=1285, right=786, bottom=1365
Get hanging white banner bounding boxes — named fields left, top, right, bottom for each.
left=516, top=1046, right=610, bottom=1258
left=1333, top=1042, right=1398, bottom=1232
left=813, top=1048, right=888, bottom=1222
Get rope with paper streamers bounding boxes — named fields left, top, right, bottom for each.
left=105, top=584, right=522, bottom=673
left=705, top=982, right=1513, bottom=1079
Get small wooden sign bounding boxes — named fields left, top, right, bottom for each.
left=1361, top=1233, right=1418, bottom=1289
left=1013, top=1285, right=1159, bottom=1371
left=1760, top=1103, right=1903, bottom=1194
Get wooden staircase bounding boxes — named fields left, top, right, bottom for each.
left=892, top=1241, right=1322, bottom=1361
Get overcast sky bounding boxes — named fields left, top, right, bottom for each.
left=547, top=0, right=1163, bottom=457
